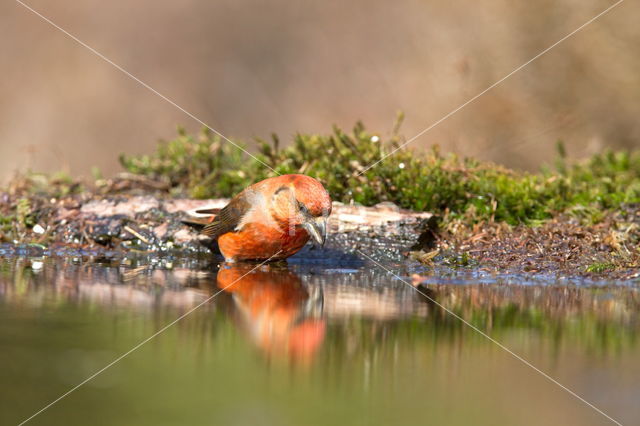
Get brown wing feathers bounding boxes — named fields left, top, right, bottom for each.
left=201, top=194, right=251, bottom=239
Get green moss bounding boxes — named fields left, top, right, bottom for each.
left=16, top=198, right=34, bottom=228
left=585, top=262, right=616, bottom=273
left=7, top=172, right=83, bottom=199
left=119, top=126, right=254, bottom=199
left=438, top=251, right=477, bottom=268
left=0, top=215, right=14, bottom=234
left=119, top=121, right=640, bottom=225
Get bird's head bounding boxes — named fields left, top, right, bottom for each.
left=268, top=174, right=332, bottom=245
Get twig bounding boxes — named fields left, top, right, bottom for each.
left=123, top=225, right=151, bottom=245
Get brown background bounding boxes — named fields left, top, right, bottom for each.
left=2, top=0, right=639, bottom=182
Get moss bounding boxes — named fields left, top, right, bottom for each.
left=5, top=172, right=83, bottom=199
left=0, top=215, right=14, bottom=236
left=585, top=262, right=616, bottom=273
left=119, top=126, right=253, bottom=199
left=16, top=198, right=34, bottom=228
left=119, top=120, right=640, bottom=226
left=441, top=251, right=476, bottom=268
left=0, top=172, right=84, bottom=242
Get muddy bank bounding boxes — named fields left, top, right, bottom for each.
left=1, top=189, right=638, bottom=281
left=0, top=193, right=430, bottom=260
left=436, top=207, right=640, bottom=281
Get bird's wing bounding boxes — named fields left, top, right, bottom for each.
left=202, top=193, right=252, bottom=239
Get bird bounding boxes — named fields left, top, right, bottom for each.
left=191, top=174, right=332, bottom=262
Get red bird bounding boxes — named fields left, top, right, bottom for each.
left=197, top=174, right=331, bottom=262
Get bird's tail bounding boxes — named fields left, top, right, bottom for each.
left=181, top=207, right=219, bottom=229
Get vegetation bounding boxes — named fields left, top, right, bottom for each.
left=120, top=119, right=640, bottom=225
left=585, top=262, right=616, bottom=273
left=0, top=172, right=84, bottom=242
left=1, top=123, right=638, bottom=276
left=119, top=127, right=254, bottom=199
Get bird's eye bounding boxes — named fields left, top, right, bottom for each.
left=297, top=201, right=308, bottom=214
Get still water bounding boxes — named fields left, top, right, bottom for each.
left=1, top=251, right=639, bottom=425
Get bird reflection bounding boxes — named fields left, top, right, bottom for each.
left=216, top=263, right=325, bottom=364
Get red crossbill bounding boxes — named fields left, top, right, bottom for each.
left=196, top=174, right=331, bottom=262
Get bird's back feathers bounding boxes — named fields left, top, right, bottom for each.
left=202, top=193, right=252, bottom=239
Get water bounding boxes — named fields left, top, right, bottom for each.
left=1, top=252, right=639, bottom=425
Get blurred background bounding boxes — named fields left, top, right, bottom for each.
left=1, top=0, right=639, bottom=183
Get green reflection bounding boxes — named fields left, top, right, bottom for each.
left=0, top=258, right=639, bottom=425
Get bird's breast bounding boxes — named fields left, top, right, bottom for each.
left=218, top=221, right=310, bottom=261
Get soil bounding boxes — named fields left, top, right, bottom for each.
left=1, top=189, right=638, bottom=281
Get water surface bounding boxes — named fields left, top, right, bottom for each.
left=1, top=253, right=639, bottom=425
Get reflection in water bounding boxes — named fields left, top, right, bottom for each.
left=1, top=256, right=640, bottom=425
left=217, top=263, right=325, bottom=364
left=1, top=257, right=639, bottom=357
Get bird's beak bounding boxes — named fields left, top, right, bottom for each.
left=302, top=218, right=327, bottom=246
